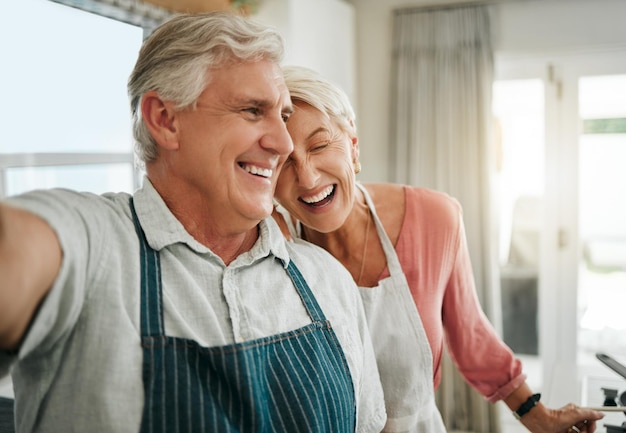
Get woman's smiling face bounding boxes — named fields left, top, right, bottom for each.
left=275, top=101, right=359, bottom=233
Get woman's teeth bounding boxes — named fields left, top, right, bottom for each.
left=302, top=185, right=334, bottom=204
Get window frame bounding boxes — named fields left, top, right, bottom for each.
left=0, top=152, right=141, bottom=198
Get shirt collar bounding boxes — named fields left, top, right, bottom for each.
left=132, top=176, right=290, bottom=268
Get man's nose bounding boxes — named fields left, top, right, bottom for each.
left=261, top=117, right=293, bottom=157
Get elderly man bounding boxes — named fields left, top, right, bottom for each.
left=0, top=12, right=385, bottom=433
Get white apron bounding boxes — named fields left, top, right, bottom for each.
left=357, top=183, right=447, bottom=433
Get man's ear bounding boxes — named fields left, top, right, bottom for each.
left=141, top=90, right=179, bottom=151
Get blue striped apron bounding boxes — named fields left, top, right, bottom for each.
left=130, top=199, right=356, bottom=433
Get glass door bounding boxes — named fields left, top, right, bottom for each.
left=552, top=51, right=626, bottom=374
left=563, top=54, right=626, bottom=426
left=494, top=49, right=626, bottom=410
left=577, top=74, right=626, bottom=362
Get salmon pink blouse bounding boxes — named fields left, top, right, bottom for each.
left=377, top=186, right=525, bottom=402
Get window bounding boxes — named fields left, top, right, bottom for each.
left=0, top=0, right=144, bottom=197
left=577, top=74, right=626, bottom=359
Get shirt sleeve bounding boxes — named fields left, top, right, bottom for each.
left=399, top=187, right=525, bottom=403
left=442, top=207, right=526, bottom=402
left=4, top=190, right=109, bottom=360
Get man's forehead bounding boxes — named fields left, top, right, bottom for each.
left=204, top=61, right=289, bottom=101
left=230, top=85, right=291, bottom=109
left=223, top=85, right=290, bottom=107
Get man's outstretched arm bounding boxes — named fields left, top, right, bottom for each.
left=0, top=203, right=62, bottom=351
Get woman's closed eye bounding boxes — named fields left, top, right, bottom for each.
left=310, top=141, right=329, bottom=152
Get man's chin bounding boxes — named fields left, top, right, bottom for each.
left=250, top=199, right=275, bottom=222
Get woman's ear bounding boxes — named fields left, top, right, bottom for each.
left=349, top=122, right=360, bottom=162
left=141, top=90, right=179, bottom=151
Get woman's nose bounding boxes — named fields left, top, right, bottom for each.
left=295, top=159, right=320, bottom=189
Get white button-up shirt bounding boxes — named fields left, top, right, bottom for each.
left=1, top=178, right=386, bottom=433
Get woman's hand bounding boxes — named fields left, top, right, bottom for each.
left=519, top=403, right=604, bottom=433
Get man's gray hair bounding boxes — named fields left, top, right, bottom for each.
left=282, top=65, right=356, bottom=134
left=128, top=12, right=285, bottom=165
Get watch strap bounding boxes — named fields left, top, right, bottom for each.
left=513, top=393, right=541, bottom=420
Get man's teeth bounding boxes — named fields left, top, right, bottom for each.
left=302, top=185, right=334, bottom=204
left=243, top=164, right=273, bottom=178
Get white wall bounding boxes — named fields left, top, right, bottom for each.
left=255, top=0, right=357, bottom=105
left=494, top=0, right=626, bottom=57
left=347, top=0, right=626, bottom=182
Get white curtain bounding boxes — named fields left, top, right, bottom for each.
left=389, top=5, right=501, bottom=433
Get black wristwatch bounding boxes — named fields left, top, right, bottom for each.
left=513, top=393, right=541, bottom=420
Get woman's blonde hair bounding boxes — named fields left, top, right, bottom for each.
left=282, top=65, right=356, bottom=134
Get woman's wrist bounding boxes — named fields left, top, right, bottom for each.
left=513, top=393, right=542, bottom=420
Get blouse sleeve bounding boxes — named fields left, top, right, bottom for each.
left=442, top=206, right=526, bottom=402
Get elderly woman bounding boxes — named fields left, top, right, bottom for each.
left=273, top=65, right=603, bottom=433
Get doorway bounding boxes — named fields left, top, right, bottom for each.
left=494, top=49, right=626, bottom=407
